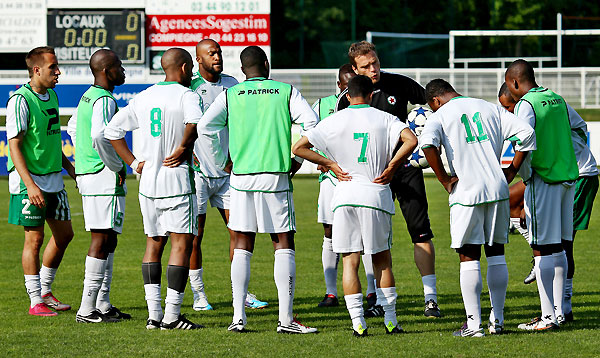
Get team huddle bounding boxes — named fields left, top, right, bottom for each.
left=6, top=40, right=597, bottom=337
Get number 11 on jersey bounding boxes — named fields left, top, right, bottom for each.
left=354, top=132, right=369, bottom=163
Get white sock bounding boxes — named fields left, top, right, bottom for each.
left=460, top=260, right=482, bottom=331
left=274, top=249, right=295, bottom=326
left=552, top=251, right=567, bottom=318
left=322, top=237, right=339, bottom=296
left=377, top=287, right=398, bottom=328
left=78, top=256, right=107, bottom=316
left=510, top=217, right=529, bottom=241
left=189, top=268, right=205, bottom=299
left=39, top=265, right=57, bottom=296
left=96, top=252, right=114, bottom=313
left=231, top=249, right=252, bottom=324
left=344, top=292, right=366, bottom=331
left=486, top=255, right=508, bottom=326
left=421, top=274, right=437, bottom=303
left=24, top=275, right=43, bottom=307
left=361, top=254, right=376, bottom=296
left=164, top=287, right=185, bottom=323
left=535, top=255, right=556, bottom=324
left=564, top=278, right=573, bottom=314
left=144, top=283, right=163, bottom=321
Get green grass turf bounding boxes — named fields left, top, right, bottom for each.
left=1, top=175, right=599, bottom=357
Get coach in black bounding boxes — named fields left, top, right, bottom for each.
left=336, top=41, right=440, bottom=318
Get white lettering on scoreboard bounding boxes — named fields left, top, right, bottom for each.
left=146, top=0, right=270, bottom=14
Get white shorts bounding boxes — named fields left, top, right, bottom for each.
left=139, top=194, right=198, bottom=237
left=195, top=173, right=230, bottom=214
left=525, top=174, right=575, bottom=245
left=331, top=206, right=392, bottom=255
left=81, top=195, right=125, bottom=234
left=317, top=178, right=335, bottom=224
left=449, top=200, right=510, bottom=249
left=228, top=189, right=295, bottom=233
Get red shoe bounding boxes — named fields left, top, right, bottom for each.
left=29, top=303, right=58, bottom=316
left=42, top=293, right=71, bottom=311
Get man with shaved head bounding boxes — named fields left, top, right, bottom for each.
left=311, top=63, right=356, bottom=308
left=106, top=47, right=204, bottom=330
left=199, top=45, right=319, bottom=334
left=68, top=49, right=129, bottom=323
left=7, top=46, right=76, bottom=317
left=505, top=59, right=578, bottom=331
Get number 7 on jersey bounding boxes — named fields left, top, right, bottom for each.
left=354, top=132, right=369, bottom=163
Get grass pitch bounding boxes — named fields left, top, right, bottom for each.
left=1, top=175, right=599, bottom=357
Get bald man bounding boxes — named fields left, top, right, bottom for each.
left=106, top=48, right=204, bottom=330
left=505, top=59, right=578, bottom=331
left=68, top=49, right=130, bottom=323
left=311, top=63, right=357, bottom=307
left=199, top=45, right=319, bottom=334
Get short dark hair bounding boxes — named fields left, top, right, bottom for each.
left=425, top=79, right=456, bottom=103
left=348, top=41, right=376, bottom=67
left=338, top=63, right=354, bottom=80
left=506, top=59, right=536, bottom=84
left=347, top=75, right=373, bottom=99
left=498, top=82, right=514, bottom=100
left=240, top=46, right=267, bottom=69
left=25, top=46, right=55, bottom=78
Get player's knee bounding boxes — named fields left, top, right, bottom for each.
left=24, top=232, right=45, bottom=251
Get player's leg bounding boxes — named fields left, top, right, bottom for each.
left=229, top=231, right=255, bottom=332
left=552, top=182, right=575, bottom=323
left=508, top=181, right=536, bottom=284
left=271, top=231, right=301, bottom=331
left=483, top=200, right=510, bottom=334
left=518, top=177, right=561, bottom=331
left=142, top=236, right=167, bottom=328
left=22, top=226, right=57, bottom=316
left=391, top=166, right=439, bottom=317
left=450, top=204, right=484, bottom=337
left=43, top=205, right=74, bottom=312
left=342, top=252, right=367, bottom=336
left=317, top=179, right=340, bottom=307
left=361, top=253, right=377, bottom=311
left=77, top=229, right=116, bottom=322
left=189, top=173, right=211, bottom=310
left=96, top=231, right=129, bottom=319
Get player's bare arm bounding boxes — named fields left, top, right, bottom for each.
left=62, top=153, right=76, bottom=180
left=503, top=150, right=528, bottom=184
left=164, top=123, right=198, bottom=168
left=8, top=134, right=45, bottom=208
left=422, top=145, right=458, bottom=193
left=292, top=136, right=351, bottom=181
left=373, top=127, right=417, bottom=185
left=109, top=138, right=144, bottom=174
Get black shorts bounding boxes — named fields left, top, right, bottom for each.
left=390, top=165, right=434, bottom=243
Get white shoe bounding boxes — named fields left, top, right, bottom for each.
left=193, top=292, right=213, bottom=311
left=277, top=318, right=318, bottom=334
left=517, top=316, right=559, bottom=331
left=228, top=319, right=246, bottom=333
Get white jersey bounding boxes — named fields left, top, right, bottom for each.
left=420, top=96, right=536, bottom=207
left=304, top=104, right=408, bottom=215
left=105, top=82, right=203, bottom=198
left=567, top=104, right=599, bottom=176
left=191, top=73, right=238, bottom=178
left=6, top=92, right=63, bottom=194
left=67, top=96, right=126, bottom=195
left=198, top=84, right=319, bottom=192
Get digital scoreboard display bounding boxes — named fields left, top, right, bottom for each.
left=47, top=10, right=144, bottom=64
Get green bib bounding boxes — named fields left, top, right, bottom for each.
left=75, top=85, right=118, bottom=175
left=521, top=88, right=578, bottom=183
left=7, top=84, right=62, bottom=175
left=226, top=78, right=293, bottom=174
left=316, top=94, right=338, bottom=120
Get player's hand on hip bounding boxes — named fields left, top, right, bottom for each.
left=502, top=166, right=518, bottom=185
left=135, top=161, right=145, bottom=174
left=27, top=184, right=46, bottom=208
left=328, top=163, right=351, bottom=181
left=316, top=164, right=328, bottom=173
left=442, top=175, right=458, bottom=194
left=163, top=146, right=188, bottom=168
left=373, top=167, right=396, bottom=185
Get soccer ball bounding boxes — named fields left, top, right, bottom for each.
left=409, top=147, right=430, bottom=169
left=406, top=106, right=433, bottom=137
left=406, top=106, right=433, bottom=169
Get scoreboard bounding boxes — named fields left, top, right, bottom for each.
left=47, top=10, right=144, bottom=64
